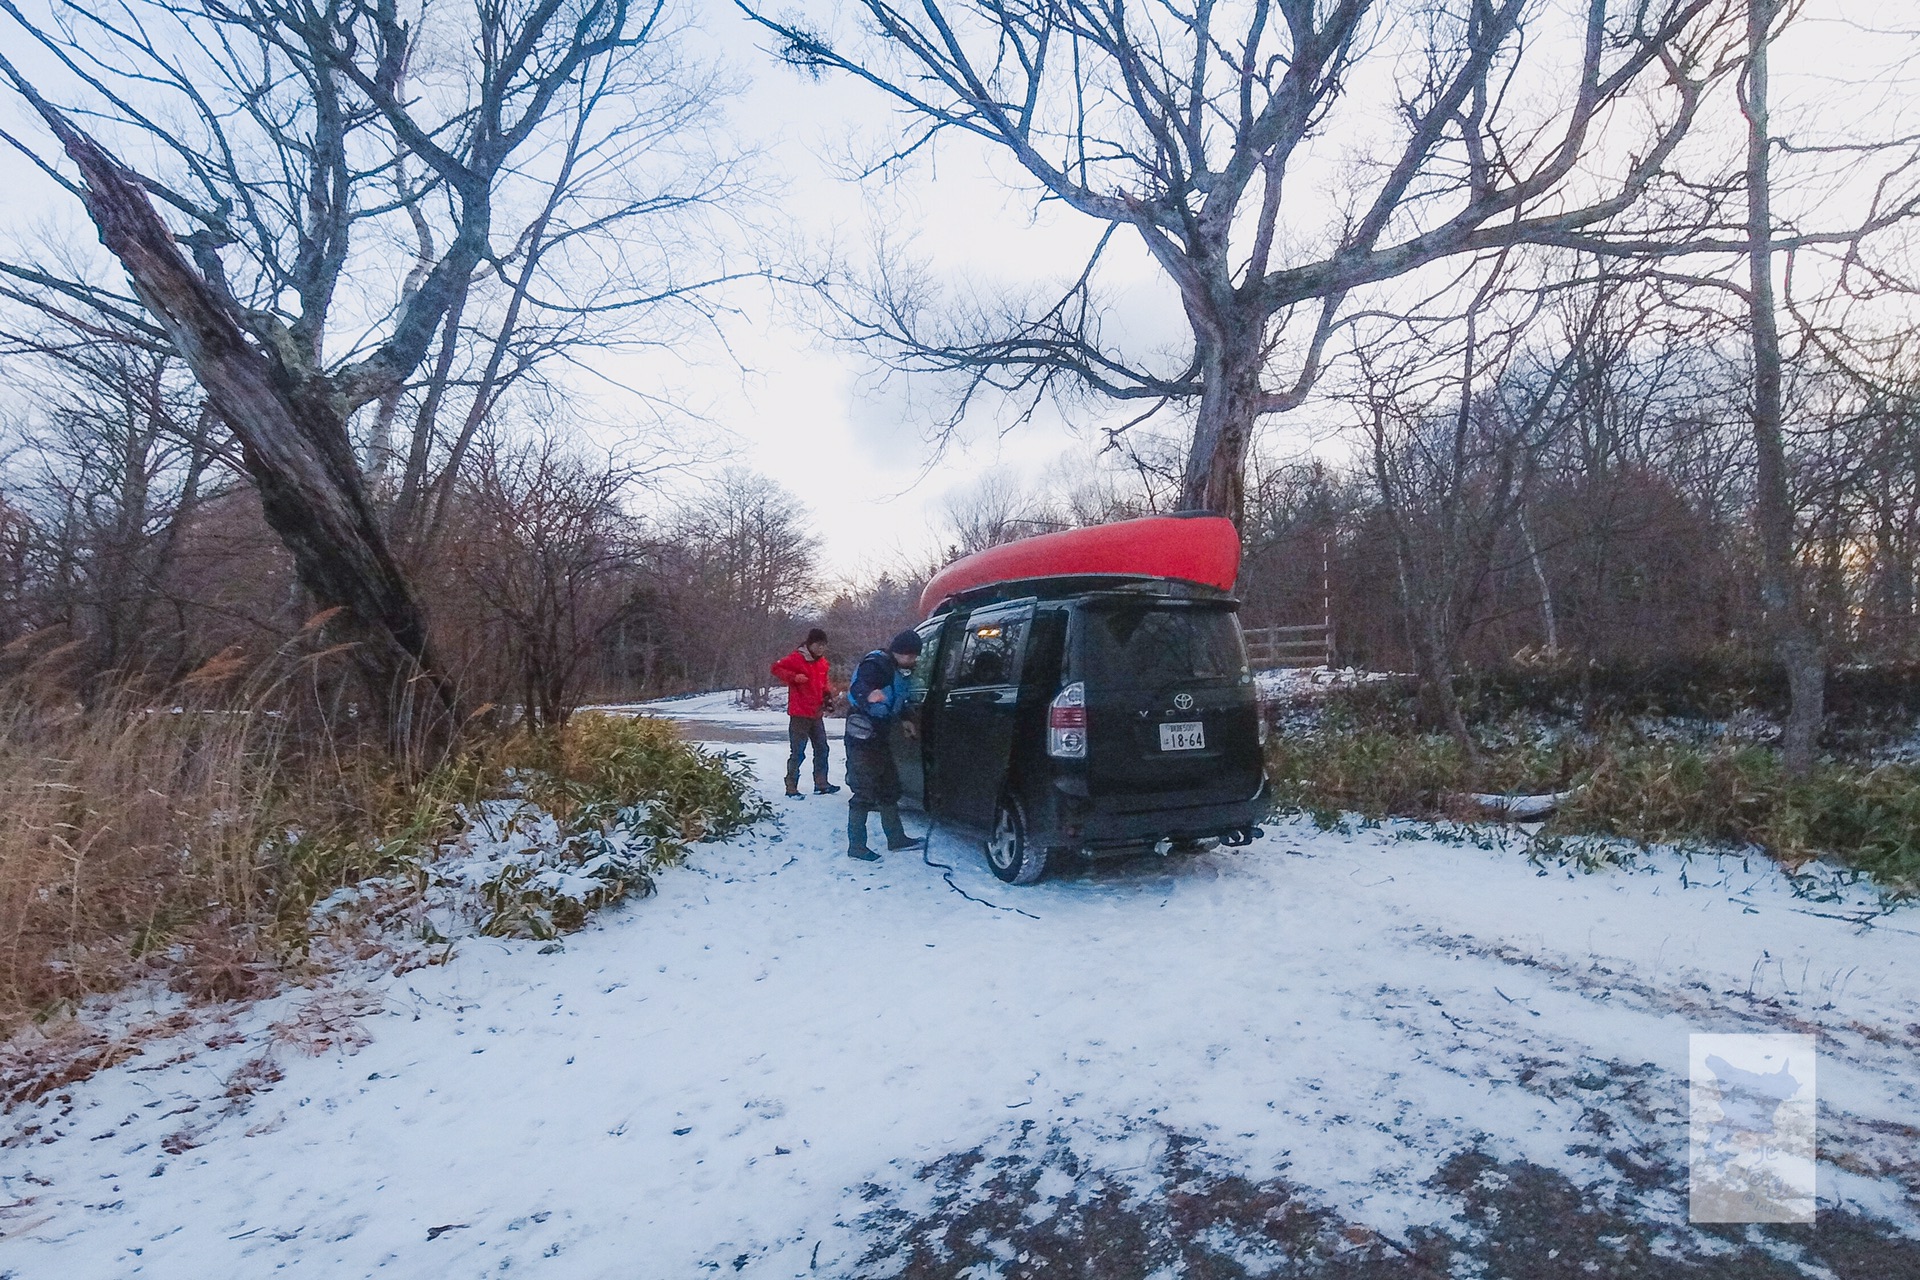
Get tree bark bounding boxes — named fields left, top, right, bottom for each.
left=1374, top=420, right=1480, bottom=762
left=1412, top=620, right=1477, bottom=757
left=1179, top=326, right=1264, bottom=522
left=1744, top=0, right=1823, bottom=775
left=1518, top=507, right=1559, bottom=657
left=49, top=117, right=457, bottom=758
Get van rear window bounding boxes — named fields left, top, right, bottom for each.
left=1078, top=607, right=1245, bottom=687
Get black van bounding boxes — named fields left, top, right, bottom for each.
left=890, top=577, right=1267, bottom=883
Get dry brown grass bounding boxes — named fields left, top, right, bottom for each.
left=0, top=631, right=498, bottom=1037
left=0, top=1008, right=197, bottom=1112
left=0, top=636, right=774, bottom=1085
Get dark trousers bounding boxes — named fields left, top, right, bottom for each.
left=843, top=738, right=900, bottom=805
left=844, top=738, right=908, bottom=852
left=786, top=715, right=829, bottom=790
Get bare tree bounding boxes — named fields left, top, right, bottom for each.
left=440, top=432, right=642, bottom=731
left=1810, top=357, right=1920, bottom=659
left=939, top=467, right=1062, bottom=556
left=0, top=0, right=745, bottom=755
left=1356, top=276, right=1583, bottom=751
left=1524, top=281, right=1751, bottom=665
left=1240, top=452, right=1362, bottom=635
left=667, top=470, right=821, bottom=697
left=1, top=315, right=230, bottom=683
left=1741, top=0, right=1818, bottom=771
left=742, top=0, right=1740, bottom=522
left=0, top=485, right=35, bottom=644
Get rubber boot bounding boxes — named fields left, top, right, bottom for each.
left=846, top=801, right=879, bottom=861
left=880, top=804, right=923, bottom=852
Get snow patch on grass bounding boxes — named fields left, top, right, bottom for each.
left=440, top=797, right=662, bottom=940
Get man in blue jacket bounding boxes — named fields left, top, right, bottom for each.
left=842, top=629, right=927, bottom=861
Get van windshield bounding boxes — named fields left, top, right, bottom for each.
left=1077, top=606, right=1245, bottom=689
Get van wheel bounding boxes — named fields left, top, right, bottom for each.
left=985, top=796, right=1047, bottom=885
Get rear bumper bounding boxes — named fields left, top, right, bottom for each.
left=1038, top=780, right=1263, bottom=856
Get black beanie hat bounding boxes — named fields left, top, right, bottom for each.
left=805, top=627, right=828, bottom=646
left=889, top=629, right=924, bottom=655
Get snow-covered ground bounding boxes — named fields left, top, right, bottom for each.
left=1254, top=665, right=1400, bottom=699
left=591, top=690, right=801, bottom=734
left=3, top=703, right=1918, bottom=1277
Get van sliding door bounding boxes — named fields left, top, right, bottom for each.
left=936, top=602, right=1034, bottom=825
left=892, top=618, right=949, bottom=809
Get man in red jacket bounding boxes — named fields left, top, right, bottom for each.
left=771, top=627, right=840, bottom=798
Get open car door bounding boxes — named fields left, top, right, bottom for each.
left=891, top=617, right=949, bottom=809
left=935, top=601, right=1035, bottom=826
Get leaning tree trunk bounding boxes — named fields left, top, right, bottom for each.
left=1745, top=0, right=1823, bottom=776
left=51, top=122, right=458, bottom=760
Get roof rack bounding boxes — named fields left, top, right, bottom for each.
left=927, top=573, right=1235, bottom=618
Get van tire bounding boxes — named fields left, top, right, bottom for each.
left=985, top=796, right=1046, bottom=885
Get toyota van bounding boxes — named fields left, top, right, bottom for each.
left=891, top=577, right=1267, bottom=883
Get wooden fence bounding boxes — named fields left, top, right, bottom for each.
left=1243, top=622, right=1335, bottom=671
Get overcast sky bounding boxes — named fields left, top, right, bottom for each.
left=622, top=1, right=1920, bottom=585
left=614, top=8, right=1197, bottom=586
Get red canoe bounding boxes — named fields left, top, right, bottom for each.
left=918, top=513, right=1241, bottom=618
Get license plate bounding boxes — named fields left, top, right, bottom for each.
left=1159, top=721, right=1205, bottom=751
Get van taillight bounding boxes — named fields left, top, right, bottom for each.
left=1048, top=682, right=1087, bottom=759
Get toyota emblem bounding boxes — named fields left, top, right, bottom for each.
left=1174, top=693, right=1194, bottom=711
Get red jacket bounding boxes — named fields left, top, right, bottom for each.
left=771, top=649, right=831, bottom=718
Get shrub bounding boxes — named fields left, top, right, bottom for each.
left=1557, top=746, right=1920, bottom=891
left=446, top=801, right=662, bottom=941
left=1551, top=744, right=1778, bottom=847
left=1458, top=654, right=1920, bottom=732
left=1266, top=723, right=1920, bottom=897
left=0, top=655, right=504, bottom=1030
left=1264, top=727, right=1586, bottom=821
left=459, top=714, right=773, bottom=940
left=0, top=672, right=770, bottom=1032
left=515, top=712, right=773, bottom=851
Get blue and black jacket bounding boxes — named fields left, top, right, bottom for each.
left=844, top=649, right=906, bottom=743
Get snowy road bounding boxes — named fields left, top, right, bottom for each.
left=3, top=704, right=1918, bottom=1277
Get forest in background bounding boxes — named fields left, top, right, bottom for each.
left=6, top=264, right=1920, bottom=722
